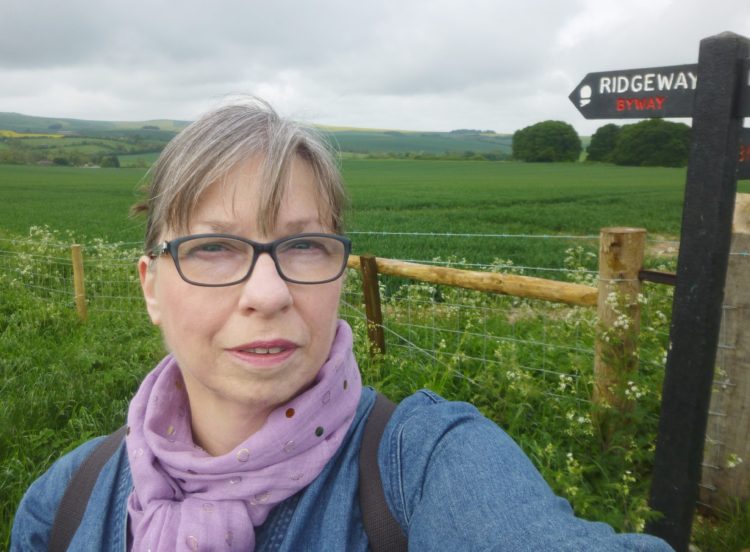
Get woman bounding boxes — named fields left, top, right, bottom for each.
left=12, top=98, right=673, bottom=551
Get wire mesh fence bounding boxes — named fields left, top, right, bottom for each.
left=0, top=230, right=684, bottom=412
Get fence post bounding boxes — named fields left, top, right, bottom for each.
left=593, top=227, right=646, bottom=423
left=359, top=255, right=385, bottom=357
left=70, top=244, right=88, bottom=322
left=700, top=193, right=750, bottom=510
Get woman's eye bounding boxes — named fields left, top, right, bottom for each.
left=183, top=240, right=242, bottom=257
left=284, top=239, right=327, bottom=253
left=199, top=242, right=228, bottom=252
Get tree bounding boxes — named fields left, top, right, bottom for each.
left=512, top=121, right=581, bottom=162
left=100, top=154, right=121, bottom=168
left=611, top=119, right=690, bottom=167
left=587, top=124, right=621, bottom=162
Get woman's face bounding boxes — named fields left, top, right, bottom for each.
left=138, top=156, right=344, bottom=419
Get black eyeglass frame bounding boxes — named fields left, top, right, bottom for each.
left=149, top=232, right=352, bottom=287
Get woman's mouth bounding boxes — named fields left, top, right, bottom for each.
left=228, top=340, right=298, bottom=367
left=242, top=346, right=285, bottom=355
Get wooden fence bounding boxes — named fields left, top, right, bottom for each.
left=65, top=217, right=748, bottom=512
left=343, top=227, right=660, bottom=421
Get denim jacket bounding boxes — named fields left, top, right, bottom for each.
left=12, top=387, right=673, bottom=551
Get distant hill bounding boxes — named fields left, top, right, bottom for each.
left=0, top=112, right=189, bottom=141
left=0, top=112, right=514, bottom=166
left=319, top=128, right=512, bottom=157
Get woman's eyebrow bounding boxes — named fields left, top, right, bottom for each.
left=192, top=220, right=239, bottom=234
left=279, top=219, right=323, bottom=234
left=191, top=218, right=323, bottom=236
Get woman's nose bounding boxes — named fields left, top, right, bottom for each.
left=237, top=252, right=293, bottom=313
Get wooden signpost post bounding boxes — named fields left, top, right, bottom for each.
left=570, top=32, right=750, bottom=552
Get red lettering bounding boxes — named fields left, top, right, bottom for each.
left=740, top=143, right=750, bottom=163
left=614, top=96, right=667, bottom=112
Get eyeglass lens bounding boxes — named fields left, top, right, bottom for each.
left=175, top=235, right=347, bottom=285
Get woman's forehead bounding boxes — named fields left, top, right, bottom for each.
left=174, top=161, right=332, bottom=236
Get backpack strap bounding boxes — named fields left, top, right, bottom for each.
left=48, top=425, right=127, bottom=552
left=49, top=394, right=407, bottom=551
left=359, top=392, right=408, bottom=552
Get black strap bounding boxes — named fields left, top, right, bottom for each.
left=48, top=425, right=127, bottom=552
left=359, top=393, right=408, bottom=552
left=49, top=394, right=407, bottom=551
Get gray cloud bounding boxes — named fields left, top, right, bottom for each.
left=1, top=0, right=748, bottom=134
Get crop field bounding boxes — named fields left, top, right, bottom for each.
left=4, top=160, right=745, bottom=266
left=0, top=130, right=64, bottom=139
left=1, top=160, right=749, bottom=550
left=325, top=128, right=512, bottom=155
left=2, top=160, right=748, bottom=278
left=118, top=151, right=161, bottom=167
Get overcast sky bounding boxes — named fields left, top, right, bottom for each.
left=2, top=0, right=748, bottom=135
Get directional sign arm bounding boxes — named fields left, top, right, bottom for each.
left=569, top=64, right=699, bottom=119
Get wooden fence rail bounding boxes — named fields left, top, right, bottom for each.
left=346, top=254, right=598, bottom=307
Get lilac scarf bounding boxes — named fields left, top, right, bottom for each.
left=126, top=320, right=362, bottom=551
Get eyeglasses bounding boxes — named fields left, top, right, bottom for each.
left=149, top=233, right=352, bottom=287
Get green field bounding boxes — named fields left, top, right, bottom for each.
left=2, top=160, right=739, bottom=265
left=2, top=160, right=747, bottom=275
left=118, top=151, right=161, bottom=167
left=326, top=129, right=512, bottom=155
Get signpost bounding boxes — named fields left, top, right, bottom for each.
left=569, top=32, right=750, bottom=552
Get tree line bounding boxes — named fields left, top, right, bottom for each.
left=0, top=119, right=691, bottom=169
left=0, top=132, right=169, bottom=168
left=512, top=119, right=691, bottom=167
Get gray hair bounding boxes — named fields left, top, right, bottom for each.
left=134, top=97, right=346, bottom=252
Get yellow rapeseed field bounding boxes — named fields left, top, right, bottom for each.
left=0, top=130, right=63, bottom=138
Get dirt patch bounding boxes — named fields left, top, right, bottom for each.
left=646, top=234, right=679, bottom=260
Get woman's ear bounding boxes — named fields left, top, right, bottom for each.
left=138, top=256, right=161, bottom=325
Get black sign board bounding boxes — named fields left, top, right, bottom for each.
left=569, top=60, right=750, bottom=119
left=739, top=127, right=750, bottom=180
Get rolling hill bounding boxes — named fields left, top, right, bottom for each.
left=0, top=112, right=514, bottom=160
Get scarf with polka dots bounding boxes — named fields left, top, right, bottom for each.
left=126, top=320, right=362, bottom=552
